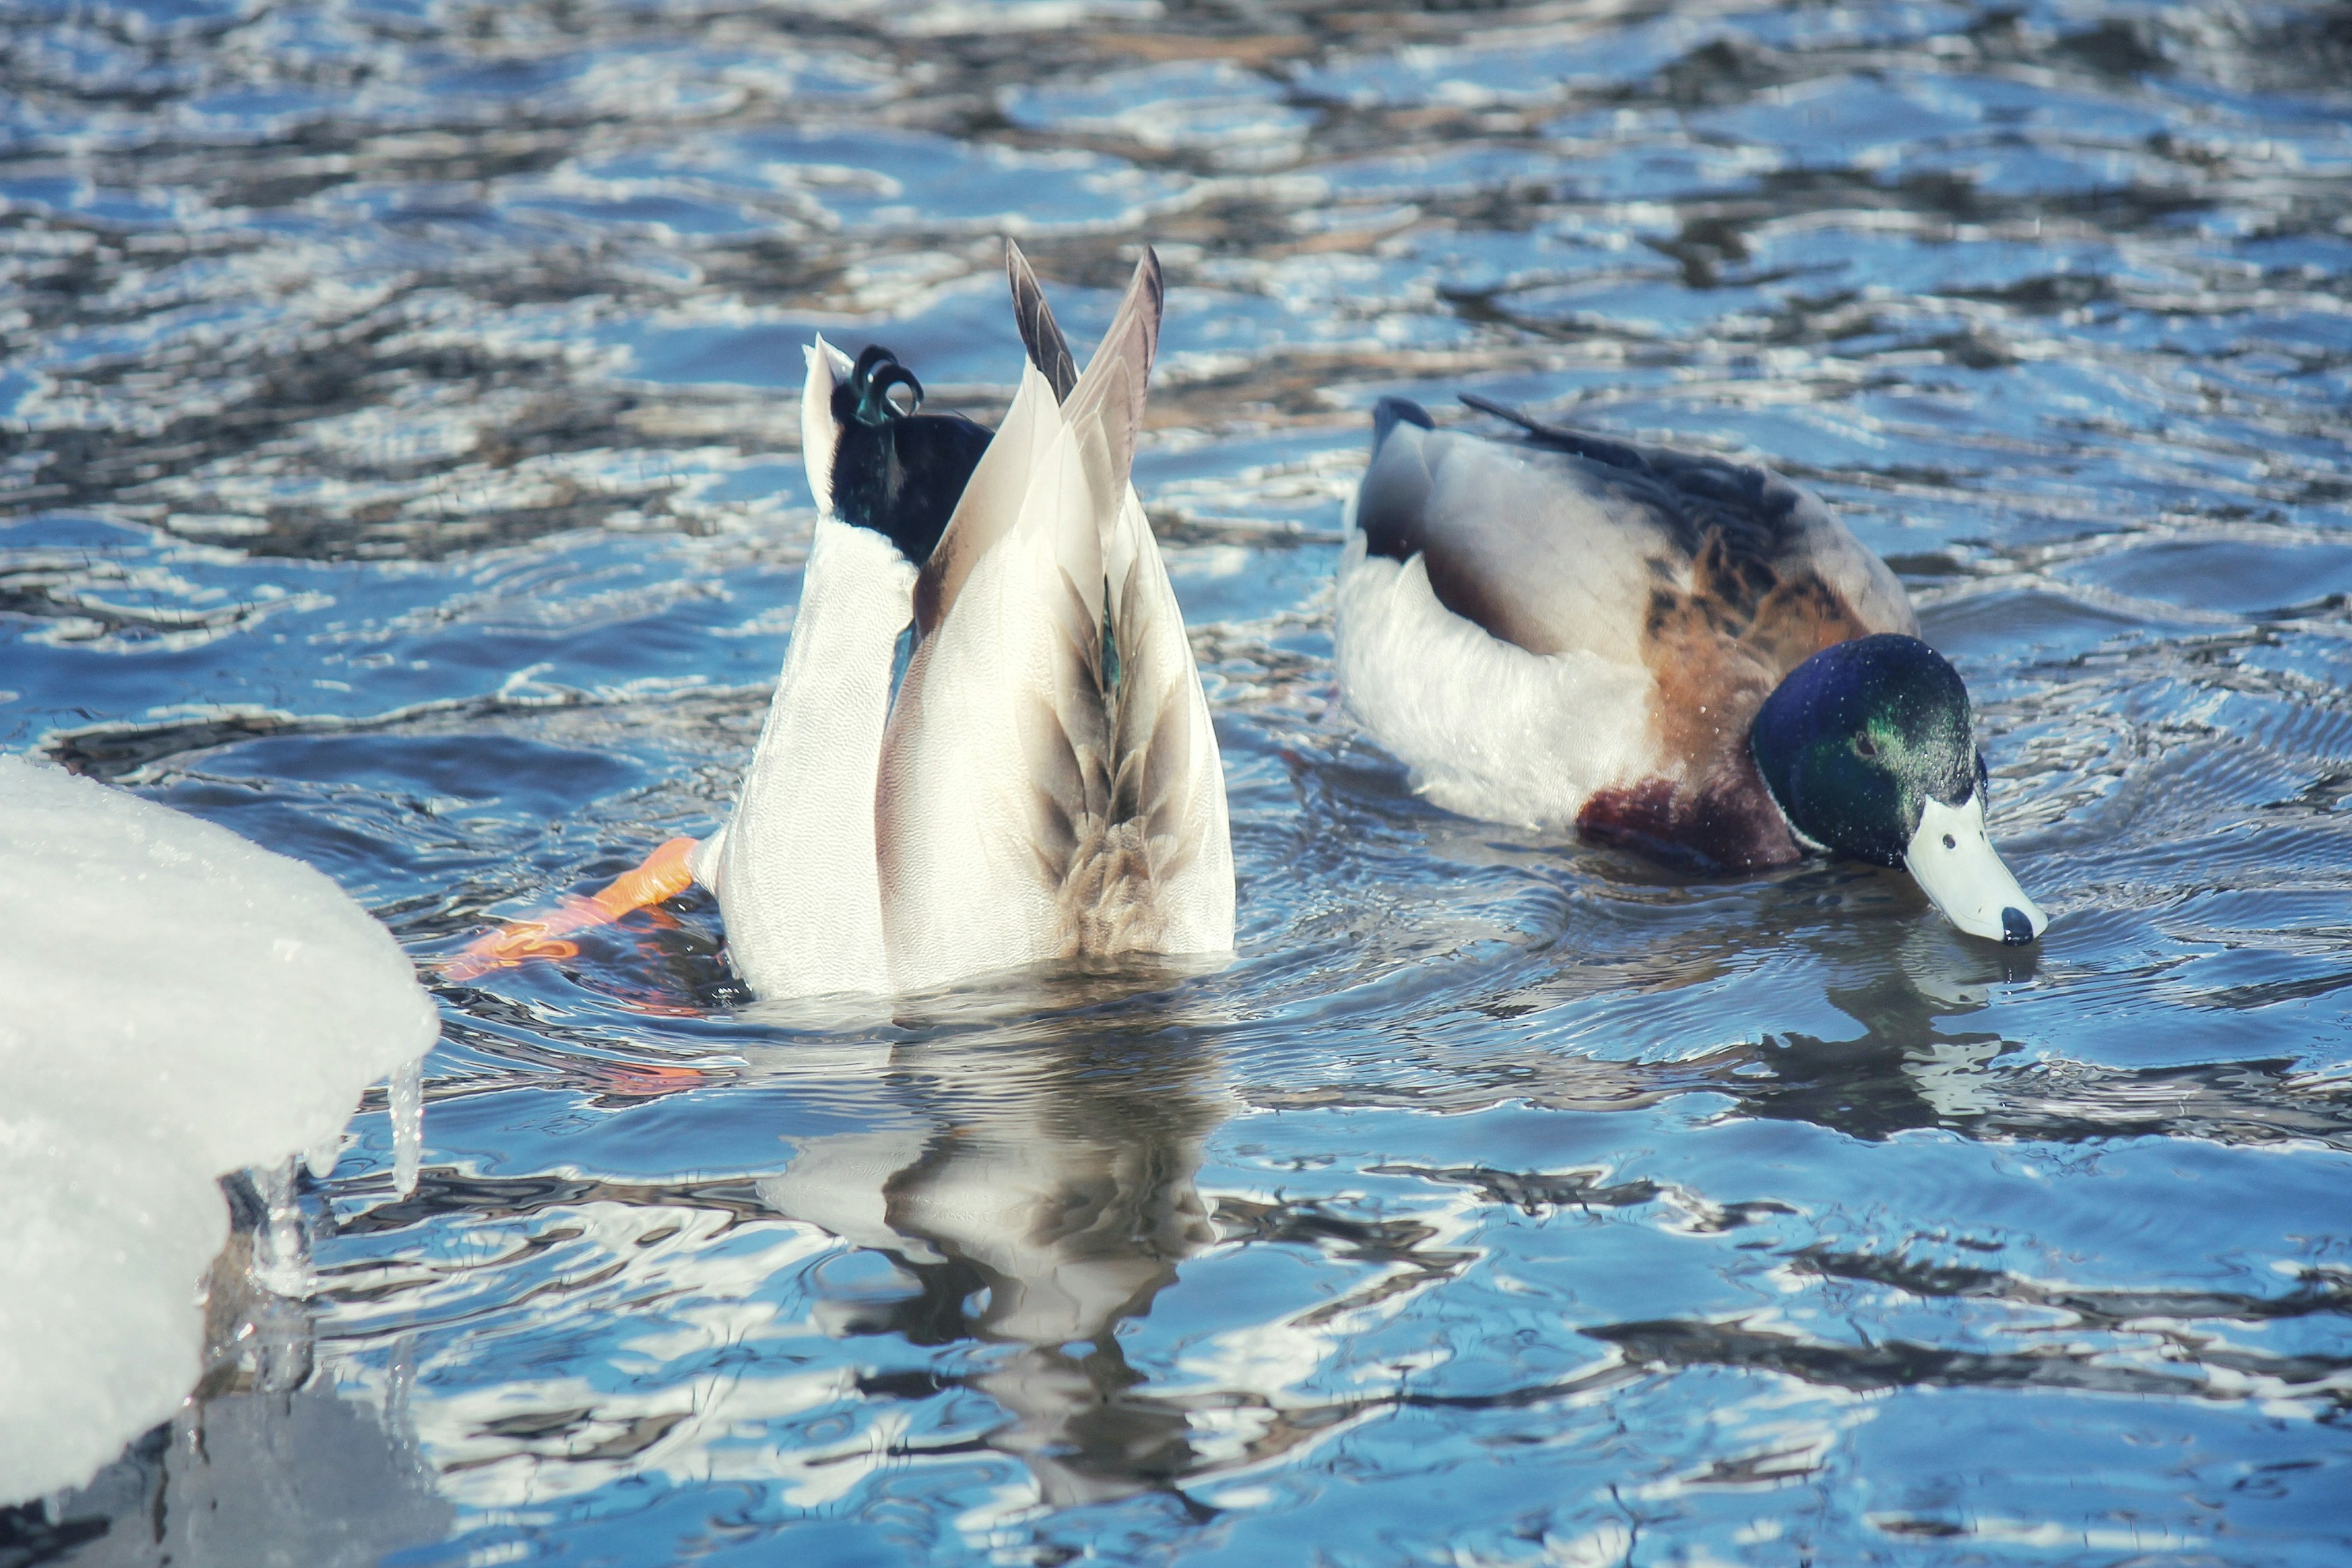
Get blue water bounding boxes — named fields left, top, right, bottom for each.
left=7, top=0, right=2352, bottom=1562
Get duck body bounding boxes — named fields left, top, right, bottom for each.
left=1337, top=395, right=2045, bottom=943
left=697, top=247, right=1231, bottom=998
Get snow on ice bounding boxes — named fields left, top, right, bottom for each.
left=0, top=756, right=439, bottom=1504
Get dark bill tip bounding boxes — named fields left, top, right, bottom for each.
left=2000, top=906, right=2035, bottom=945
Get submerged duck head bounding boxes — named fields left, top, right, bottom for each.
left=1750, top=634, right=2046, bottom=944
left=820, top=343, right=993, bottom=567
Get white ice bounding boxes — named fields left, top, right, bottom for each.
left=0, top=755, right=439, bottom=1505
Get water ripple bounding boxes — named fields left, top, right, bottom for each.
left=9, top=0, right=2352, bottom=1562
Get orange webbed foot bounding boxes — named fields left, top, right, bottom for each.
left=442, top=837, right=699, bottom=982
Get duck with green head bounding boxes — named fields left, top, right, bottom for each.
left=1335, top=394, right=2046, bottom=944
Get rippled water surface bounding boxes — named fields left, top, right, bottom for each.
left=8, top=0, right=2352, bottom=1561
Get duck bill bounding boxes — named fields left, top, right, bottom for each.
left=1902, top=794, right=2047, bottom=945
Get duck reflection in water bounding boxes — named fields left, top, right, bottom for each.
left=756, top=1022, right=1224, bottom=1511
left=1735, top=918, right=2046, bottom=1139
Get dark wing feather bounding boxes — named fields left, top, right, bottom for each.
left=1358, top=396, right=1861, bottom=659
left=1006, top=241, right=1080, bottom=403
left=1456, top=393, right=1648, bottom=473
left=1456, top=392, right=1807, bottom=581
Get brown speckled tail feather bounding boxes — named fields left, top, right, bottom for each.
left=994, top=247, right=1202, bottom=957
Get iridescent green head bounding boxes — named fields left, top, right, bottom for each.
left=1750, top=634, right=2045, bottom=944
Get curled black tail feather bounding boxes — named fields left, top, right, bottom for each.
left=1372, top=395, right=1433, bottom=451
left=846, top=345, right=925, bottom=426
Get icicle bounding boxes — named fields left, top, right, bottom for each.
left=251, top=1156, right=309, bottom=1298
left=305, top=1126, right=342, bottom=1182
left=252, top=1283, right=314, bottom=1396
left=390, top=1056, right=424, bottom=1199
left=387, top=1334, right=417, bottom=1433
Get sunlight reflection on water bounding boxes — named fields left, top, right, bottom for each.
left=6, top=0, right=2352, bottom=1561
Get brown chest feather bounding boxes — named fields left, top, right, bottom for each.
left=1578, top=750, right=1801, bottom=871
left=1576, top=527, right=1868, bottom=870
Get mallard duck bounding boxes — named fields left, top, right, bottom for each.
left=453, top=244, right=1234, bottom=995
left=1335, top=394, right=2047, bottom=944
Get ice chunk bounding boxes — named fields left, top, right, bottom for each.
left=0, top=756, right=439, bottom=1506
left=39, top=1384, right=453, bottom=1567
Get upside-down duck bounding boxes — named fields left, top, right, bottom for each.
left=453, top=245, right=1234, bottom=994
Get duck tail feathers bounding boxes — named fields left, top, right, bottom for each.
left=1372, top=395, right=1434, bottom=452
left=801, top=334, right=856, bottom=516
left=1006, top=241, right=1080, bottom=403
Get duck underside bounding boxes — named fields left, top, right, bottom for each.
left=876, top=247, right=1232, bottom=992
left=1022, top=545, right=1206, bottom=957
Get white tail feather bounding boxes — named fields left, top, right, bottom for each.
left=800, top=335, right=854, bottom=518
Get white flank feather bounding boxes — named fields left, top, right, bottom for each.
left=712, top=517, right=913, bottom=997
left=699, top=336, right=904, bottom=998
left=1333, top=531, right=1658, bottom=829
